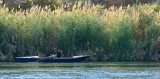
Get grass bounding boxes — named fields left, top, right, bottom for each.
left=0, top=3, right=160, bottom=61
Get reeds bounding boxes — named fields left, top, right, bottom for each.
left=0, top=3, right=160, bottom=61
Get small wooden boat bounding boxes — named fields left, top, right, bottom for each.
left=15, top=55, right=90, bottom=63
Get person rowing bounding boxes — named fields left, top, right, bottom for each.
left=49, top=48, right=62, bottom=58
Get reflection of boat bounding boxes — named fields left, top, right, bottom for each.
left=15, top=55, right=90, bottom=63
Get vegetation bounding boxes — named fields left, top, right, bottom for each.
left=28, top=0, right=63, bottom=10
left=0, top=3, right=160, bottom=62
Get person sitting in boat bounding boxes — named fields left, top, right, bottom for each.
left=54, top=48, right=61, bottom=58
left=49, top=48, right=62, bottom=58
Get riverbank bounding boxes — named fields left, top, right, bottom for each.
left=0, top=3, right=160, bottom=62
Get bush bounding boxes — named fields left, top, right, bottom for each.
left=151, top=3, right=160, bottom=12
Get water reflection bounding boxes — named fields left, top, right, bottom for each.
left=0, top=62, right=160, bottom=78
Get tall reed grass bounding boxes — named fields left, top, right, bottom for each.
left=0, top=3, right=160, bottom=61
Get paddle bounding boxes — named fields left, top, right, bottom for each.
left=36, top=54, right=57, bottom=62
left=36, top=57, right=49, bottom=62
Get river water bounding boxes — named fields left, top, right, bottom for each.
left=0, top=62, right=160, bottom=79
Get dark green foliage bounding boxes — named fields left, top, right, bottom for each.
left=109, top=20, right=134, bottom=61
left=145, top=24, right=160, bottom=60
left=58, top=15, right=106, bottom=58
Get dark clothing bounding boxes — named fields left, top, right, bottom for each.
left=56, top=50, right=61, bottom=58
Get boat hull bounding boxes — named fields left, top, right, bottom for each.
left=15, top=56, right=90, bottom=63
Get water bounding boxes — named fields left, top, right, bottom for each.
left=0, top=62, right=160, bottom=79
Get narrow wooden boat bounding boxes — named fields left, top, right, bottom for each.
left=15, top=55, right=90, bottom=63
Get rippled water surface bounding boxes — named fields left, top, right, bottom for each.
left=0, top=62, right=160, bottom=79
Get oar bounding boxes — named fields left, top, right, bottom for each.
left=36, top=57, right=49, bottom=62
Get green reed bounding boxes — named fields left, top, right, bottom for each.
left=0, top=3, right=160, bottom=61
